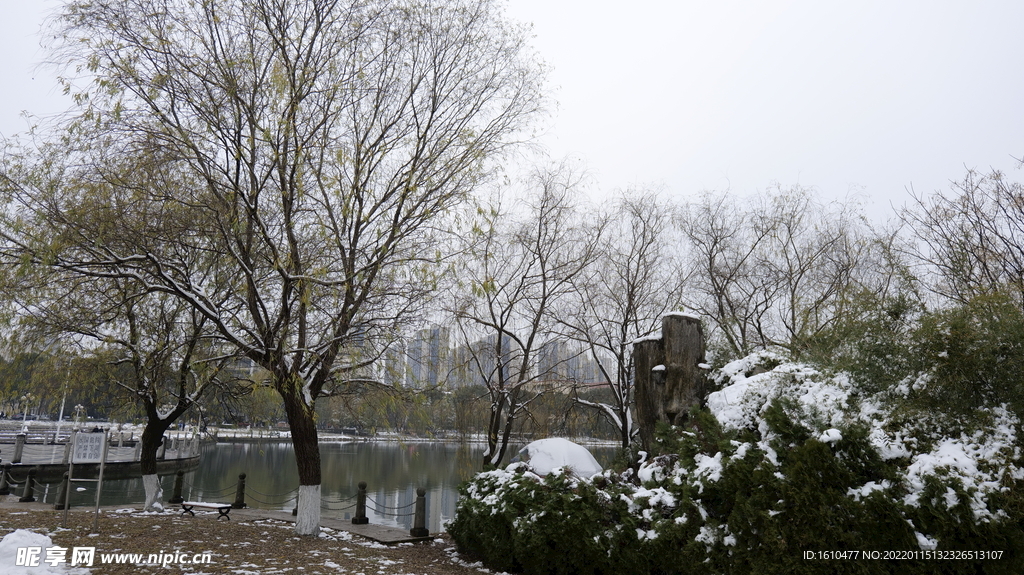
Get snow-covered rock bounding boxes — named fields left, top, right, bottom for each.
left=512, top=438, right=603, bottom=477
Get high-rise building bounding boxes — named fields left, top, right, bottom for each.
left=404, top=326, right=450, bottom=389
left=535, top=339, right=612, bottom=392
left=450, top=342, right=475, bottom=389
left=381, top=339, right=407, bottom=388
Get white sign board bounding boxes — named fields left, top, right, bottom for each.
left=73, top=432, right=106, bottom=463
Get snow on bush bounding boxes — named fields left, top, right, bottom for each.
left=451, top=350, right=1024, bottom=575
left=512, top=438, right=604, bottom=477
left=902, top=405, right=1024, bottom=521
left=707, top=350, right=852, bottom=435
left=708, top=353, right=1024, bottom=523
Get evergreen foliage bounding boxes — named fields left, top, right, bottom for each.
left=449, top=347, right=1024, bottom=575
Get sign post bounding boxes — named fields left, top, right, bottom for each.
left=61, top=430, right=109, bottom=530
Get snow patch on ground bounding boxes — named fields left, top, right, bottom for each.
left=0, top=530, right=91, bottom=575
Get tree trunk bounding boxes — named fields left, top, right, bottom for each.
left=139, top=422, right=171, bottom=511
left=633, top=314, right=707, bottom=450
left=482, top=394, right=505, bottom=470
left=142, top=474, right=163, bottom=512
left=283, top=389, right=322, bottom=536
left=633, top=336, right=664, bottom=451
left=661, top=314, right=706, bottom=424
left=618, top=406, right=631, bottom=450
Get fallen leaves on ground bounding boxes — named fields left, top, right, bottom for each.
left=0, top=508, right=497, bottom=575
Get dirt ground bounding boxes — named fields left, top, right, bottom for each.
left=0, top=506, right=499, bottom=574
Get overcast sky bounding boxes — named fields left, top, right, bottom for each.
left=3, top=0, right=1023, bottom=222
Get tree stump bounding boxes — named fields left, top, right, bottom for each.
left=634, top=313, right=706, bottom=449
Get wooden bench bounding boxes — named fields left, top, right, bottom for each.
left=180, top=501, right=232, bottom=520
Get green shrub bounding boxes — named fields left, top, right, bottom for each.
left=450, top=401, right=1024, bottom=575
left=448, top=465, right=657, bottom=574
left=910, top=293, right=1024, bottom=421
left=804, top=291, right=922, bottom=394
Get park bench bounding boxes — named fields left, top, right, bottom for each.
left=180, top=501, right=232, bottom=520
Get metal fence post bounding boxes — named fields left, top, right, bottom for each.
left=54, top=472, right=70, bottom=510
left=0, top=463, right=11, bottom=495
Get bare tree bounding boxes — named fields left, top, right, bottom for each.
left=901, top=168, right=1024, bottom=307
left=678, top=191, right=777, bottom=356
left=558, top=189, right=683, bottom=449
left=1, top=0, right=543, bottom=535
left=449, top=163, right=599, bottom=469
left=679, top=187, right=866, bottom=358
left=757, top=188, right=865, bottom=354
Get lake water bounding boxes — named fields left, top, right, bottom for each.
left=24, top=440, right=620, bottom=533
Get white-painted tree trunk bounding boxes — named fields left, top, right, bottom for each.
left=295, top=484, right=321, bottom=536
left=142, top=474, right=164, bottom=512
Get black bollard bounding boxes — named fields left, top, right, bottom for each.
left=232, top=473, right=247, bottom=509
left=0, top=463, right=11, bottom=495
left=19, top=468, right=37, bottom=502
left=410, top=487, right=429, bottom=537
left=54, top=472, right=69, bottom=510
left=168, top=470, right=184, bottom=504
left=352, top=481, right=369, bottom=525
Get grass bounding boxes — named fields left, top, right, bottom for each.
left=0, top=507, right=494, bottom=574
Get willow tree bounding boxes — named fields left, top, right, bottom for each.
left=678, top=188, right=865, bottom=357
left=0, top=140, right=236, bottom=510
left=450, top=163, right=599, bottom=469
left=1, top=0, right=543, bottom=535
left=24, top=278, right=231, bottom=511
left=558, top=190, right=685, bottom=449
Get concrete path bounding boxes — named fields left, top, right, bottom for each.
left=228, top=507, right=433, bottom=544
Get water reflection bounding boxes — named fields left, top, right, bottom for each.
left=27, top=440, right=619, bottom=533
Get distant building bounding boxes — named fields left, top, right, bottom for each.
left=404, top=326, right=450, bottom=389
left=381, top=339, right=407, bottom=387
left=535, top=339, right=608, bottom=392
left=448, top=332, right=518, bottom=389
left=537, top=339, right=574, bottom=388
left=388, top=328, right=611, bottom=392
left=450, top=342, right=475, bottom=389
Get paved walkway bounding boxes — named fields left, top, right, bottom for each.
left=229, top=507, right=433, bottom=544
left=0, top=496, right=432, bottom=545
